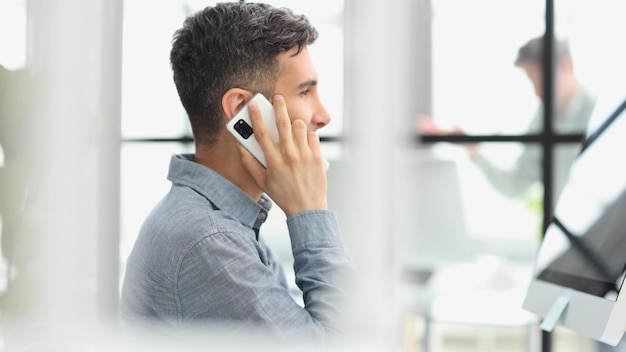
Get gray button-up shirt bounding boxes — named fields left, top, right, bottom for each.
left=121, top=154, right=355, bottom=344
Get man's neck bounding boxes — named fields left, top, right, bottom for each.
left=195, top=141, right=264, bottom=202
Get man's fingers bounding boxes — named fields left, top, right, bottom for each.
left=307, top=130, right=322, bottom=155
left=272, top=95, right=293, bottom=146
left=292, top=119, right=309, bottom=150
left=248, top=101, right=269, bottom=142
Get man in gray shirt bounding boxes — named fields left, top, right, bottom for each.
left=121, top=3, right=355, bottom=347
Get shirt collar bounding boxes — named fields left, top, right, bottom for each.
left=167, top=154, right=272, bottom=231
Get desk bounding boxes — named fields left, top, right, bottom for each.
left=399, top=258, right=540, bottom=352
left=424, top=290, right=539, bottom=352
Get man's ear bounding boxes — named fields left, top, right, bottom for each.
left=222, top=88, right=254, bottom=122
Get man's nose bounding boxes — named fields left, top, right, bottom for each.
left=311, top=104, right=331, bottom=130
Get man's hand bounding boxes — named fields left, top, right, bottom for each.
left=239, top=95, right=328, bottom=216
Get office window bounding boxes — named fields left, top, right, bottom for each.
left=420, top=0, right=626, bottom=264
left=0, top=0, right=26, bottom=72
left=119, top=1, right=202, bottom=281
left=419, top=0, right=546, bottom=263
left=0, top=0, right=27, bottom=166
left=411, top=1, right=626, bottom=350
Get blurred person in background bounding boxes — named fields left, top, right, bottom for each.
left=418, top=36, right=596, bottom=201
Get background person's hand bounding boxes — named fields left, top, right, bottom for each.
left=416, top=114, right=479, bottom=158
left=416, top=114, right=464, bottom=136
left=239, top=95, right=328, bottom=216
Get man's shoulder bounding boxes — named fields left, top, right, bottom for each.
left=127, top=190, right=255, bottom=278
left=142, top=186, right=241, bottom=242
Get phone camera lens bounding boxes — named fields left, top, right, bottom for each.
left=233, top=119, right=253, bottom=139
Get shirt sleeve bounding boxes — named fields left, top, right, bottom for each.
left=470, top=111, right=542, bottom=198
left=287, top=210, right=356, bottom=338
left=472, top=147, right=541, bottom=198
left=175, top=211, right=355, bottom=345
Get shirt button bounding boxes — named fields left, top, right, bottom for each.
left=257, top=212, right=267, bottom=221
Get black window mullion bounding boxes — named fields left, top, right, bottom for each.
left=542, top=0, right=556, bottom=235
left=121, top=135, right=343, bottom=144
left=419, top=133, right=584, bottom=144
left=541, top=1, right=555, bottom=351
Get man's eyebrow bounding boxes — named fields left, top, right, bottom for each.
left=297, top=79, right=318, bottom=90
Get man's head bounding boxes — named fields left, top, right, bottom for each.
left=514, top=36, right=579, bottom=107
left=170, top=2, right=322, bottom=147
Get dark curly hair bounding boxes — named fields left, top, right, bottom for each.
left=170, top=2, right=318, bottom=147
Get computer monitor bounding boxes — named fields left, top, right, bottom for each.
left=523, top=96, right=626, bottom=346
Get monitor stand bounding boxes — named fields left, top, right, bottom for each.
left=540, top=287, right=573, bottom=332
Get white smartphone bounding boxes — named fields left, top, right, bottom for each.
left=226, top=93, right=279, bottom=168
left=225, top=93, right=329, bottom=170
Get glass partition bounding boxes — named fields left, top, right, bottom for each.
left=424, top=0, right=546, bottom=265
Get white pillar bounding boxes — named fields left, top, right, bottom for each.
left=341, top=0, right=429, bottom=347
left=3, top=0, right=122, bottom=347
